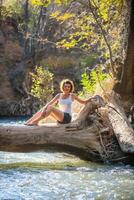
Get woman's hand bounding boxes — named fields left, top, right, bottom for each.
left=87, top=96, right=96, bottom=103
left=72, top=94, right=96, bottom=104
left=40, top=94, right=60, bottom=113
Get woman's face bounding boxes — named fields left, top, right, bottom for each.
left=63, top=83, right=71, bottom=93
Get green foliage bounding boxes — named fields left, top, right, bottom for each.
left=30, top=66, right=54, bottom=102
left=2, top=0, right=23, bottom=19
left=2, top=0, right=126, bottom=80
left=81, top=72, right=95, bottom=95
left=57, top=39, right=77, bottom=49
left=30, top=0, right=70, bottom=7
left=96, top=0, right=123, bottom=21
left=30, top=0, right=51, bottom=7
left=50, top=0, right=124, bottom=76
left=81, top=67, right=110, bottom=95
left=2, top=0, right=39, bottom=33
left=50, top=11, right=75, bottom=23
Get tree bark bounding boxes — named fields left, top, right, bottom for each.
left=106, top=92, right=134, bottom=153
left=0, top=95, right=133, bottom=164
left=114, top=0, right=134, bottom=102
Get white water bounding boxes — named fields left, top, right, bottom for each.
left=0, top=117, right=134, bottom=200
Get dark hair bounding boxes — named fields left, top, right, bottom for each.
left=60, top=79, right=74, bottom=92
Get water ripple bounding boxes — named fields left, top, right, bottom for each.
left=0, top=118, right=134, bottom=199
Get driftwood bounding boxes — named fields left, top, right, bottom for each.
left=0, top=94, right=134, bottom=164
left=106, top=93, right=134, bottom=153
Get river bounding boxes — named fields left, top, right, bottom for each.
left=0, top=117, right=134, bottom=200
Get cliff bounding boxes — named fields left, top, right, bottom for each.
left=0, top=18, right=84, bottom=116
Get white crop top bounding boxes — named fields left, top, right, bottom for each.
left=58, top=94, right=73, bottom=115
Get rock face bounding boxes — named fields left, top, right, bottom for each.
left=0, top=18, right=84, bottom=116
left=0, top=18, right=23, bottom=102
left=0, top=18, right=33, bottom=116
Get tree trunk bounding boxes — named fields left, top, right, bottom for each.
left=114, top=0, right=134, bottom=102
left=105, top=92, right=134, bottom=153
left=0, top=95, right=133, bottom=164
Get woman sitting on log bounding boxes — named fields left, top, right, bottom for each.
left=25, top=79, right=93, bottom=126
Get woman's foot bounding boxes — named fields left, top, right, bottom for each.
left=24, top=122, right=38, bottom=126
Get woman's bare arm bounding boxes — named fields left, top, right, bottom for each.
left=41, top=94, right=60, bottom=112
left=72, top=93, right=94, bottom=104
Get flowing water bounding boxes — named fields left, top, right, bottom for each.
left=0, top=117, right=134, bottom=200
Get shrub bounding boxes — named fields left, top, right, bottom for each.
left=80, top=66, right=110, bottom=96
left=30, top=66, right=54, bottom=103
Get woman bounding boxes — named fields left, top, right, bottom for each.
left=25, top=79, right=93, bottom=125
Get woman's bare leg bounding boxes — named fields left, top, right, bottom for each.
left=25, top=105, right=64, bottom=125
left=25, top=109, right=43, bottom=125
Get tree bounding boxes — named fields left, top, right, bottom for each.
left=114, top=0, right=134, bottom=102
left=50, top=0, right=124, bottom=76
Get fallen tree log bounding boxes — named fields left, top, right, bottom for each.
left=106, top=92, right=134, bottom=153
left=0, top=95, right=134, bottom=164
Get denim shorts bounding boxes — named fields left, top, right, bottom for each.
left=58, top=112, right=72, bottom=124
